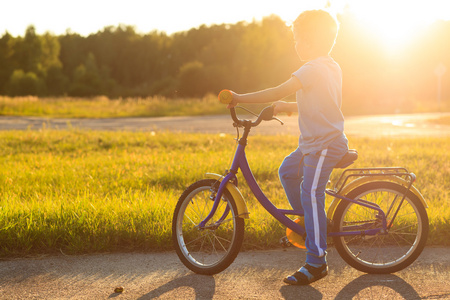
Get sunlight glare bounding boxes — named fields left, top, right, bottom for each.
left=347, top=0, right=444, bottom=55
left=272, top=0, right=450, bottom=56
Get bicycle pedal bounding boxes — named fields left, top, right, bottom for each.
left=280, top=236, right=292, bottom=248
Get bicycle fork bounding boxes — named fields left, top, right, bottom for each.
left=198, top=172, right=236, bottom=229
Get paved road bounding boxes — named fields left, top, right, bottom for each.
left=0, top=247, right=448, bottom=299
left=1, top=112, right=450, bottom=137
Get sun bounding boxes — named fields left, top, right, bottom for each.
left=346, top=0, right=445, bottom=55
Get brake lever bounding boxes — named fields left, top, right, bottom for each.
left=236, top=105, right=258, bottom=118
left=272, top=116, right=284, bottom=125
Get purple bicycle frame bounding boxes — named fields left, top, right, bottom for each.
left=198, top=136, right=386, bottom=238
left=199, top=142, right=306, bottom=236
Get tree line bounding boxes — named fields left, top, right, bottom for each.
left=0, top=12, right=448, bottom=113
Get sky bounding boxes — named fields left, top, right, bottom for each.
left=1, top=0, right=450, bottom=40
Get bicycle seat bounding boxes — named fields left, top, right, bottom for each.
left=334, top=149, right=358, bottom=169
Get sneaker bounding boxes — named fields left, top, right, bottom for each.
left=285, top=217, right=306, bottom=249
left=283, top=264, right=328, bottom=285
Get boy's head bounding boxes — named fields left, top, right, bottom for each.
left=292, top=10, right=339, bottom=59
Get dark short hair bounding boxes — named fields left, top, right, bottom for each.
left=293, top=10, right=339, bottom=53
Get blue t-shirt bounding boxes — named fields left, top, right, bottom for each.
left=293, top=56, right=345, bottom=154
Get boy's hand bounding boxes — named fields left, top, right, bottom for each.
left=226, top=91, right=239, bottom=109
left=218, top=89, right=239, bottom=108
left=272, top=101, right=292, bottom=116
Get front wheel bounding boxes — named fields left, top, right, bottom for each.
left=172, top=179, right=245, bottom=275
left=332, top=181, right=428, bottom=274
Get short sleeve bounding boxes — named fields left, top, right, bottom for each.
left=292, top=62, right=318, bottom=90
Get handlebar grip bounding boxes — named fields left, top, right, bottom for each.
left=218, top=89, right=233, bottom=104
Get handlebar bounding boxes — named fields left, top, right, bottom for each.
left=218, top=89, right=283, bottom=127
left=230, top=105, right=283, bottom=127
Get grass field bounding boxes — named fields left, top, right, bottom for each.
left=1, top=95, right=449, bottom=119
left=0, top=129, right=449, bottom=257
left=0, top=95, right=228, bottom=118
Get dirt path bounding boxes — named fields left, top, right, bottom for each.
left=0, top=247, right=448, bottom=299
left=1, top=112, right=450, bottom=137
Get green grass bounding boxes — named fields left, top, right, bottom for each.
left=0, top=129, right=449, bottom=257
left=0, top=95, right=228, bottom=118
left=1, top=96, right=449, bottom=119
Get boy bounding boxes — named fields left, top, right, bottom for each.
left=225, top=10, right=348, bottom=285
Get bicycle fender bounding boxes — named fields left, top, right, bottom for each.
left=327, top=176, right=428, bottom=220
left=205, top=173, right=249, bottom=219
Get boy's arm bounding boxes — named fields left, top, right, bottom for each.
left=228, top=76, right=302, bottom=108
left=272, top=100, right=298, bottom=116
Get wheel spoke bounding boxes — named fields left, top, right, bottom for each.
left=184, top=235, right=206, bottom=247
left=212, top=234, right=229, bottom=252
left=389, top=231, right=418, bottom=236
left=183, top=210, right=198, bottom=227
left=389, top=231, right=415, bottom=246
left=390, top=224, right=417, bottom=233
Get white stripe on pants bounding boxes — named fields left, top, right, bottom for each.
left=310, top=149, right=328, bottom=257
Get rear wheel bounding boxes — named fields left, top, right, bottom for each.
left=332, top=181, right=428, bottom=273
left=172, top=179, right=245, bottom=275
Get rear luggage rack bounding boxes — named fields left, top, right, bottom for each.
left=332, top=167, right=416, bottom=194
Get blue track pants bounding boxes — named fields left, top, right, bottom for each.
left=279, top=135, right=348, bottom=265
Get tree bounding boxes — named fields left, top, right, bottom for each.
left=45, top=64, right=68, bottom=96
left=12, top=26, right=43, bottom=76
left=0, top=32, right=15, bottom=93
left=69, top=53, right=103, bottom=96
left=7, top=69, right=44, bottom=96
left=177, top=61, right=207, bottom=97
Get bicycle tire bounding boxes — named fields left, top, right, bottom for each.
left=172, top=179, right=245, bottom=275
left=332, top=181, right=428, bottom=274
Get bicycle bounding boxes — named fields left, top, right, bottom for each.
left=172, top=95, right=429, bottom=276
